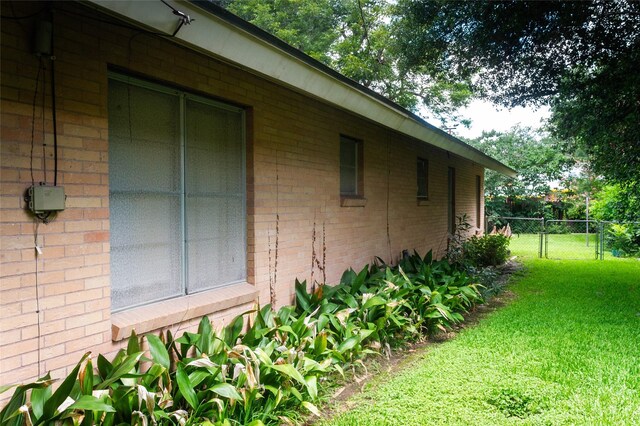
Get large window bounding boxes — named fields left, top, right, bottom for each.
left=340, top=135, right=363, bottom=197
left=108, top=74, right=246, bottom=311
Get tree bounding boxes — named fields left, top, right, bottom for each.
left=221, top=0, right=342, bottom=63
left=395, top=0, right=640, bottom=188
left=222, top=0, right=639, bottom=187
left=222, top=0, right=474, bottom=125
left=465, top=127, right=574, bottom=218
left=466, top=127, right=572, bottom=198
left=590, top=185, right=640, bottom=222
left=549, top=50, right=640, bottom=187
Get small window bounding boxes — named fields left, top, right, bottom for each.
left=340, top=135, right=362, bottom=197
left=448, top=167, right=456, bottom=234
left=417, top=158, right=429, bottom=199
left=476, top=175, right=482, bottom=227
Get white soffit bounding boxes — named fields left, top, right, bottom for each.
left=83, top=0, right=516, bottom=177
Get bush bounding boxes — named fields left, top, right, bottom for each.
left=464, top=234, right=510, bottom=267
left=591, top=183, right=640, bottom=222
left=466, top=265, right=503, bottom=299
left=606, top=223, right=640, bottom=257
left=545, top=222, right=572, bottom=234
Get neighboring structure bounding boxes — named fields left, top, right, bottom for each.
left=0, top=0, right=515, bottom=390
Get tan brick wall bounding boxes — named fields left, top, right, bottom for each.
left=0, top=2, right=484, bottom=392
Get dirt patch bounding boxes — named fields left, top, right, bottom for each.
left=306, top=261, right=523, bottom=425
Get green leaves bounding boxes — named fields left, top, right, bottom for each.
left=176, top=363, right=198, bottom=410
left=295, top=279, right=312, bottom=312
left=466, top=128, right=573, bottom=200
left=210, top=383, right=243, bottom=401
left=3, top=249, right=486, bottom=426
left=97, top=351, right=144, bottom=389
left=362, top=295, right=386, bottom=310
left=268, top=364, right=306, bottom=387
left=68, top=395, right=116, bottom=412
left=36, top=352, right=90, bottom=425
left=147, top=334, right=170, bottom=370
left=224, top=315, right=244, bottom=347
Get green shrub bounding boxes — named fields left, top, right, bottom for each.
left=463, top=234, right=510, bottom=267
left=590, top=183, right=640, bottom=222
left=544, top=223, right=572, bottom=234
left=1, top=251, right=484, bottom=425
left=606, top=223, right=640, bottom=257
left=466, top=265, right=503, bottom=299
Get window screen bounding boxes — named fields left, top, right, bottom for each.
left=109, top=75, right=245, bottom=311
left=340, top=136, right=359, bottom=196
left=448, top=167, right=456, bottom=234
left=185, top=99, right=245, bottom=292
left=417, top=158, right=428, bottom=199
left=476, top=175, right=482, bottom=227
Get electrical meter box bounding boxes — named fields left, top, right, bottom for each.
left=28, top=185, right=65, bottom=214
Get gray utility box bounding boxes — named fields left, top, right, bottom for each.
left=28, top=185, right=65, bottom=214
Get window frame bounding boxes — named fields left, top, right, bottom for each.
left=476, top=175, right=482, bottom=228
left=448, top=166, right=456, bottom=234
left=108, top=72, right=247, bottom=312
left=416, top=157, right=429, bottom=200
left=339, top=134, right=364, bottom=198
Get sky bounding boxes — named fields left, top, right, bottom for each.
left=452, top=100, right=551, bottom=140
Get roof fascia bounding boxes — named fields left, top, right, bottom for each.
left=81, top=0, right=516, bottom=177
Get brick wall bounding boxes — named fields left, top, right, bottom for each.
left=0, top=1, right=484, bottom=393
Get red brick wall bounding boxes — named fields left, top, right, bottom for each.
left=0, top=1, right=484, bottom=392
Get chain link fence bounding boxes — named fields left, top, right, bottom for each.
left=487, top=217, right=639, bottom=260
left=544, top=220, right=598, bottom=260
left=487, top=217, right=544, bottom=258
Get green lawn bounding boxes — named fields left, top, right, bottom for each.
left=320, top=258, right=640, bottom=425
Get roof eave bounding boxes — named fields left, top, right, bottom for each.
left=81, top=0, right=517, bottom=178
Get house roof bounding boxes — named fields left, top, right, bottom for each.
left=84, top=0, right=516, bottom=177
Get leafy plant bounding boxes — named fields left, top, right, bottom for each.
left=446, top=214, right=474, bottom=265
left=545, top=222, right=572, bottom=234
left=466, top=266, right=502, bottom=299
left=2, top=250, right=486, bottom=425
left=606, top=223, right=640, bottom=257
left=464, top=234, right=510, bottom=267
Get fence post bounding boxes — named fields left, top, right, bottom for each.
left=538, top=218, right=545, bottom=259
left=594, top=221, right=599, bottom=260
left=544, top=229, right=549, bottom=259
left=600, top=222, right=605, bottom=260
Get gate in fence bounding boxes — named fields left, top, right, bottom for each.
left=486, top=217, right=640, bottom=260
left=544, top=220, right=598, bottom=260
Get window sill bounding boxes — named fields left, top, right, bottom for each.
left=417, top=198, right=430, bottom=206
left=340, top=196, right=367, bottom=207
left=111, top=282, right=258, bottom=341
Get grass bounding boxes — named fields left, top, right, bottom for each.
left=319, top=257, right=640, bottom=425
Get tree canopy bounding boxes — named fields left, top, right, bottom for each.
left=396, top=0, right=640, bottom=187
left=221, top=0, right=474, bottom=126
left=465, top=127, right=573, bottom=199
